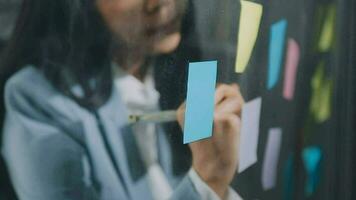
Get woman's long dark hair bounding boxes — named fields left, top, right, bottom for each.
left=0, top=0, right=112, bottom=109
left=0, top=0, right=201, bottom=175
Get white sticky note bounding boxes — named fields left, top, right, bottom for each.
left=262, top=128, right=282, bottom=190
left=238, top=97, right=262, bottom=173
left=235, top=0, right=263, bottom=73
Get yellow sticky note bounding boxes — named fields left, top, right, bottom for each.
left=317, top=80, right=332, bottom=122
left=310, top=65, right=323, bottom=115
left=235, top=0, right=263, bottom=73
left=318, top=5, right=336, bottom=52
left=310, top=63, right=333, bottom=123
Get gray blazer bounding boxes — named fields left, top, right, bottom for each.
left=2, top=66, right=200, bottom=200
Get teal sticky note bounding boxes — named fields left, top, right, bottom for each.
left=183, top=61, right=217, bottom=144
left=283, top=154, right=294, bottom=200
left=302, top=147, right=322, bottom=197
left=267, top=19, right=288, bottom=90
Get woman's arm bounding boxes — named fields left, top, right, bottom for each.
left=2, top=71, right=100, bottom=200
left=176, top=84, right=244, bottom=199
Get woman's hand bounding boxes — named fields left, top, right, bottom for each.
left=177, top=84, right=244, bottom=199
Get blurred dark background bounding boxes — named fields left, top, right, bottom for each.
left=0, top=1, right=21, bottom=199
left=192, top=0, right=356, bottom=199
left=0, top=0, right=355, bottom=200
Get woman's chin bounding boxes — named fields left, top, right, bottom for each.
left=152, top=32, right=181, bottom=55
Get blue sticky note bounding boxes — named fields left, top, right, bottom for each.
left=184, top=61, right=217, bottom=144
left=267, top=19, right=288, bottom=90
left=302, top=147, right=322, bottom=197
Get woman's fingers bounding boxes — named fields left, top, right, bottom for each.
left=177, top=83, right=244, bottom=130
left=215, top=96, right=243, bottom=117
left=215, top=84, right=244, bottom=116
left=176, top=101, right=186, bottom=128
left=214, top=84, right=240, bottom=105
left=213, top=113, right=241, bottom=137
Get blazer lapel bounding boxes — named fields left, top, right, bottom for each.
left=121, top=124, right=147, bottom=182
left=98, top=88, right=153, bottom=200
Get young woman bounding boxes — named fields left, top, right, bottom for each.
left=1, top=0, right=244, bottom=199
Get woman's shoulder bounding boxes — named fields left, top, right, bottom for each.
left=5, top=65, right=51, bottom=96
left=4, top=65, right=82, bottom=122
left=5, top=66, right=55, bottom=107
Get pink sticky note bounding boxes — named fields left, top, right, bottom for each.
left=283, top=39, right=300, bottom=100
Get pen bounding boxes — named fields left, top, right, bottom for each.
left=128, top=110, right=177, bottom=124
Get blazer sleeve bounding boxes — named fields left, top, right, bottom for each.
left=1, top=72, right=100, bottom=200
left=170, top=175, right=202, bottom=200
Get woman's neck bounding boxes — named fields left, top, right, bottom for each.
left=113, top=41, right=155, bottom=81
left=115, top=57, right=152, bottom=82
